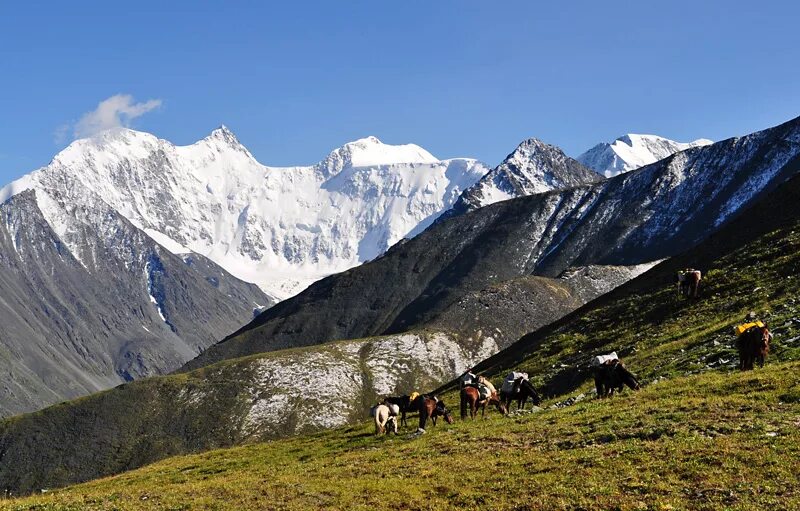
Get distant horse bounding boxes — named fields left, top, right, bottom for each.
left=737, top=324, right=772, bottom=370
left=383, top=395, right=413, bottom=428
left=676, top=270, right=702, bottom=298
left=593, top=359, right=640, bottom=397
left=418, top=396, right=454, bottom=430
left=500, top=377, right=542, bottom=411
left=371, top=404, right=397, bottom=435
left=461, top=386, right=507, bottom=419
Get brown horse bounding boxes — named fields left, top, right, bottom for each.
left=418, top=396, right=454, bottom=430
left=461, top=386, right=507, bottom=419
left=593, top=359, right=640, bottom=397
left=676, top=269, right=702, bottom=298
left=737, top=325, right=771, bottom=370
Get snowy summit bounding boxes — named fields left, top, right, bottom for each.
left=577, top=134, right=713, bottom=178
left=0, top=128, right=489, bottom=300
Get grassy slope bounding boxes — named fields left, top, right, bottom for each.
left=0, top=329, right=500, bottom=494
left=4, top=362, right=798, bottom=511
left=456, top=172, right=800, bottom=399
left=6, top=182, right=800, bottom=510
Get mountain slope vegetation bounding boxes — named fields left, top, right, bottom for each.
left=5, top=354, right=799, bottom=510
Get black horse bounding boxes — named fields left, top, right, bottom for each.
left=500, top=378, right=542, bottom=411
left=593, top=360, right=640, bottom=397
left=384, top=394, right=430, bottom=428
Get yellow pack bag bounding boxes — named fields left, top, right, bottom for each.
left=735, top=321, right=765, bottom=336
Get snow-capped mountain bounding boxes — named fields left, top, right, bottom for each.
left=1, top=128, right=490, bottom=299
left=577, top=134, right=713, bottom=177
left=446, top=138, right=602, bottom=216
left=187, top=115, right=800, bottom=369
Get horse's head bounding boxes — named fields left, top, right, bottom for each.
left=616, top=363, right=641, bottom=391
left=762, top=327, right=772, bottom=349
left=521, top=379, right=543, bottom=405
left=436, top=402, right=454, bottom=424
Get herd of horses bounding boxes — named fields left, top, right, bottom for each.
left=369, top=269, right=773, bottom=435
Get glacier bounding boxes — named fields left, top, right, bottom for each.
left=0, top=127, right=491, bottom=300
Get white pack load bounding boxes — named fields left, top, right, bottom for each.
left=501, top=371, right=529, bottom=393
left=387, top=403, right=400, bottom=416
left=590, top=352, right=619, bottom=367
left=460, top=372, right=478, bottom=386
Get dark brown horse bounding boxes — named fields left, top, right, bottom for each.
left=676, top=269, right=702, bottom=298
left=418, top=396, right=454, bottom=430
left=500, top=378, right=542, bottom=411
left=461, top=386, right=507, bottom=419
left=737, top=325, right=771, bottom=370
left=593, top=359, right=640, bottom=397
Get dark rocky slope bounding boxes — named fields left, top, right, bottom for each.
left=0, top=190, right=270, bottom=417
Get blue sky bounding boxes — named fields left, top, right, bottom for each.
left=1, top=1, right=798, bottom=183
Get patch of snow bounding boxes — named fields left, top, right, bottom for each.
left=144, top=261, right=168, bottom=323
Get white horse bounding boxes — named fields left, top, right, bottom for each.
left=371, top=404, right=398, bottom=435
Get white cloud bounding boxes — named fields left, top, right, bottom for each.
left=71, top=94, right=162, bottom=139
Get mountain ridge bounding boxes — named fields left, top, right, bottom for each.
left=577, top=133, right=713, bottom=177
left=0, top=127, right=491, bottom=299
left=185, top=115, right=800, bottom=370
left=445, top=137, right=603, bottom=216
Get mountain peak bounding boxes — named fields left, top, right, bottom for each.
left=444, top=137, right=602, bottom=216
left=316, top=136, right=438, bottom=176
left=578, top=134, right=713, bottom=178
left=205, top=124, right=243, bottom=146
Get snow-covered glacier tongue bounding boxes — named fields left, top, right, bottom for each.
left=0, top=127, right=490, bottom=300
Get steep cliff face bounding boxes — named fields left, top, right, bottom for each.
left=2, top=128, right=489, bottom=299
